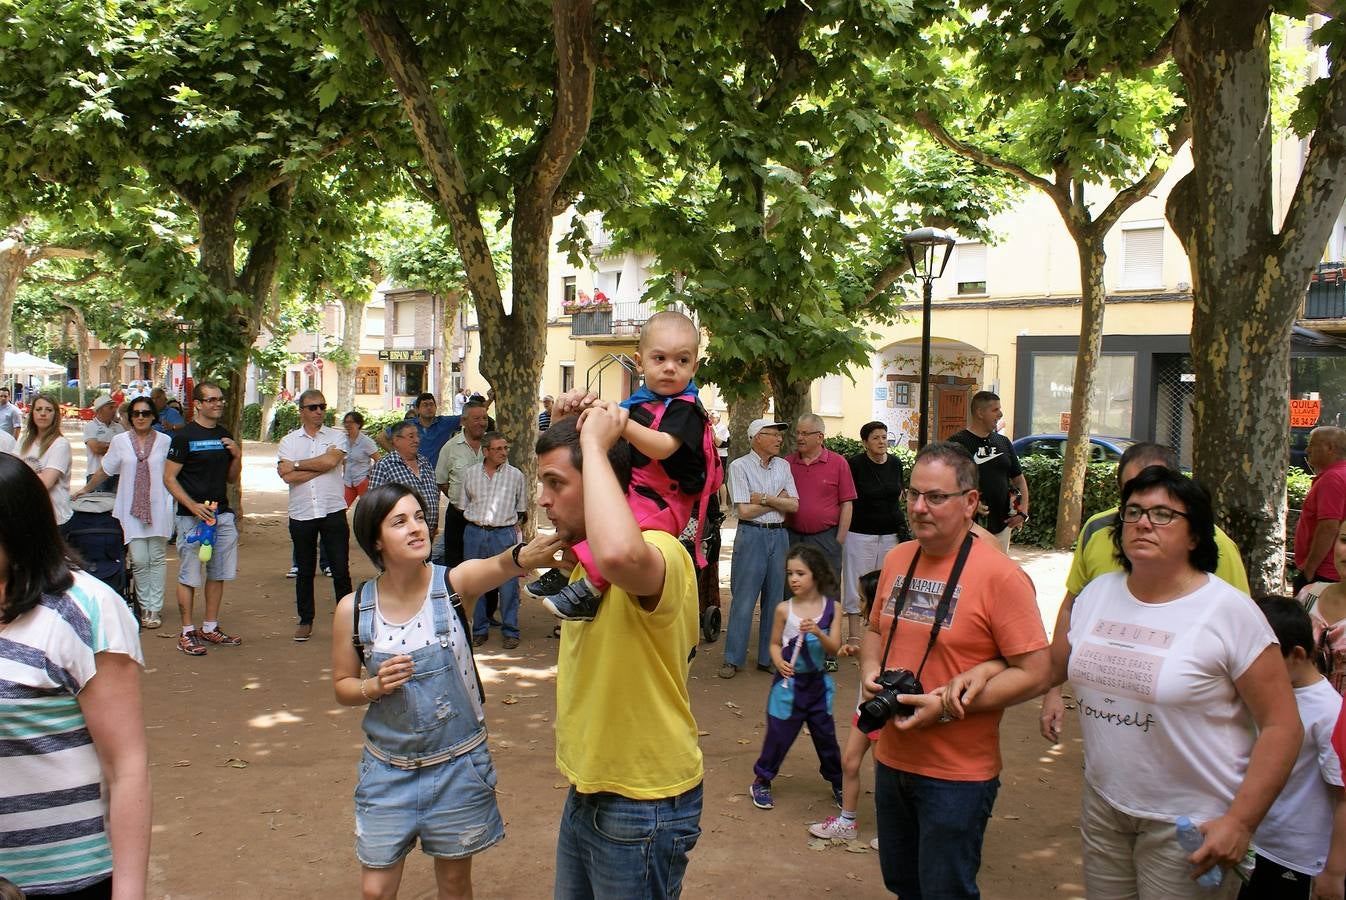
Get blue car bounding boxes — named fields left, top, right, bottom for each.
left=1011, top=433, right=1136, bottom=464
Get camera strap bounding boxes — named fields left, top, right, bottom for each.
left=878, top=531, right=976, bottom=684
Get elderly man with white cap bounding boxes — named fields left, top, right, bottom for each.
left=720, top=417, right=799, bottom=679
left=83, top=393, right=125, bottom=496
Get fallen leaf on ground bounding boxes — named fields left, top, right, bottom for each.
left=502, top=695, right=519, bottom=705
left=698, top=730, right=711, bottom=736
left=724, top=701, right=740, bottom=709
left=172, top=760, right=191, bottom=767
left=1003, top=814, right=1021, bottom=820
left=846, top=872, right=862, bottom=881
left=736, top=739, right=751, bottom=745
left=222, top=758, right=249, bottom=768
left=844, top=840, right=869, bottom=853
left=807, top=839, right=829, bottom=851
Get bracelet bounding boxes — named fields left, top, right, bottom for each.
left=360, top=678, right=378, bottom=703
left=511, top=541, right=526, bottom=568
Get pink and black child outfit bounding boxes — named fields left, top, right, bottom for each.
left=540, top=383, right=723, bottom=621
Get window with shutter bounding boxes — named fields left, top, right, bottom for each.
left=956, top=242, right=987, bottom=295
left=1122, top=226, right=1164, bottom=288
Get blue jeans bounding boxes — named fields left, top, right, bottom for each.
left=554, top=784, right=703, bottom=900
left=463, top=524, right=520, bottom=639
left=724, top=524, right=789, bottom=668
left=874, top=762, right=999, bottom=899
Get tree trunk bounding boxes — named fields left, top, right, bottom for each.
left=727, top=386, right=768, bottom=461
left=359, top=0, right=598, bottom=524
left=157, top=356, right=172, bottom=394
left=104, top=344, right=125, bottom=388
left=337, top=291, right=366, bottom=413
left=0, top=240, right=23, bottom=385
left=64, top=306, right=92, bottom=407
left=439, top=291, right=460, bottom=401
left=1167, top=0, right=1346, bottom=593
left=1054, top=240, right=1109, bottom=549
left=766, top=368, right=811, bottom=456
left=259, top=393, right=278, bottom=443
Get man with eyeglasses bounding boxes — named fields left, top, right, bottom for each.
left=376, top=392, right=461, bottom=469
left=1038, top=441, right=1249, bottom=744
left=277, top=390, right=351, bottom=643
left=783, top=414, right=856, bottom=649
left=862, top=441, right=1049, bottom=899
left=164, top=381, right=244, bottom=655
left=719, top=418, right=799, bottom=679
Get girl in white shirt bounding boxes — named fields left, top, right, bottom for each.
left=18, top=393, right=72, bottom=528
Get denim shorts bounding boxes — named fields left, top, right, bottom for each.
left=353, top=744, right=505, bottom=868
left=175, top=512, right=238, bottom=587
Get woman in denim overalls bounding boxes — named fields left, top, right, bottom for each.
left=331, top=483, right=561, bottom=899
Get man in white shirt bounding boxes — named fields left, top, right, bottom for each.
left=720, top=418, right=799, bottom=679
left=461, top=432, right=528, bottom=649
left=83, top=394, right=125, bottom=495
left=0, top=386, right=22, bottom=439
left=277, top=390, right=350, bottom=642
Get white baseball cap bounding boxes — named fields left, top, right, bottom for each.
left=747, top=418, right=789, bottom=439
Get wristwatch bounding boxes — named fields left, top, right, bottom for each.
left=511, top=541, right=526, bottom=568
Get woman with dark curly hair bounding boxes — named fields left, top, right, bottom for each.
left=0, top=453, right=150, bottom=897
left=1047, top=465, right=1301, bottom=897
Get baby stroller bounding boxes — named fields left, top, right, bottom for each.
left=681, top=493, right=725, bottom=643
left=65, top=493, right=136, bottom=617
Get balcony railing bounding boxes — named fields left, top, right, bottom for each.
left=1305, top=262, right=1346, bottom=320
left=568, top=301, right=690, bottom=340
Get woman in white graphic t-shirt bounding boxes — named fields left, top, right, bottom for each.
left=1046, top=465, right=1301, bottom=899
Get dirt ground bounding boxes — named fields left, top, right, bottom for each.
left=113, top=437, right=1088, bottom=899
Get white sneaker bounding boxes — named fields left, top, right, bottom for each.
left=870, top=837, right=879, bottom=851
left=808, top=815, right=858, bottom=841
left=286, top=566, right=298, bottom=578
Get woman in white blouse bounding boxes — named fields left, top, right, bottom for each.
left=18, top=393, right=73, bottom=530
left=75, top=395, right=174, bottom=629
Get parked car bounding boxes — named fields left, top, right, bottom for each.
left=1011, top=433, right=1137, bottom=464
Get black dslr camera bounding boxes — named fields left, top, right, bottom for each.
left=856, top=668, right=924, bottom=733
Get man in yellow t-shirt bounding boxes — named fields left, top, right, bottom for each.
left=536, top=403, right=703, bottom=899
left=1039, top=442, right=1251, bottom=741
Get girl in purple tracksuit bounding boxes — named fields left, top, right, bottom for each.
left=749, top=544, right=845, bottom=811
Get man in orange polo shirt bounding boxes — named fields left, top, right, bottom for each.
left=860, top=441, right=1050, bottom=899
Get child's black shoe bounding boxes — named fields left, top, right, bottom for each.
left=526, top=567, right=571, bottom=598
left=543, top=580, right=602, bottom=621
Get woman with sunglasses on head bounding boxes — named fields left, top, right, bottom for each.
left=18, top=392, right=73, bottom=531
left=1046, top=466, right=1301, bottom=898
left=74, top=396, right=174, bottom=629
left=0, top=453, right=151, bottom=898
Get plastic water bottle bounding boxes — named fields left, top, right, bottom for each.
left=1175, top=817, right=1223, bottom=889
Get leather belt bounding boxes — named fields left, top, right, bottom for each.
left=740, top=521, right=784, bottom=529
left=467, top=521, right=516, bottom=530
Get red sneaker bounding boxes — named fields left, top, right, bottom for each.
left=177, top=631, right=207, bottom=656
left=197, top=627, right=242, bottom=647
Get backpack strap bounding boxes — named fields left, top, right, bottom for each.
left=353, top=579, right=376, bottom=669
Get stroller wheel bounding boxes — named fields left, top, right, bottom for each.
left=701, top=606, right=721, bottom=643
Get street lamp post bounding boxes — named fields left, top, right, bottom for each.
left=902, top=227, right=957, bottom=448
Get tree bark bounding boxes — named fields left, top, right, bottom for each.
left=727, top=387, right=769, bottom=463
left=63, top=306, right=92, bottom=407
left=359, top=0, right=598, bottom=508
left=337, top=291, right=366, bottom=413
left=766, top=368, right=812, bottom=457
left=1169, top=0, right=1346, bottom=593
left=1054, top=240, right=1108, bottom=549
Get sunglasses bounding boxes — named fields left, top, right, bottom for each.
left=302, top=403, right=327, bottom=411
left=130, top=410, right=155, bottom=419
